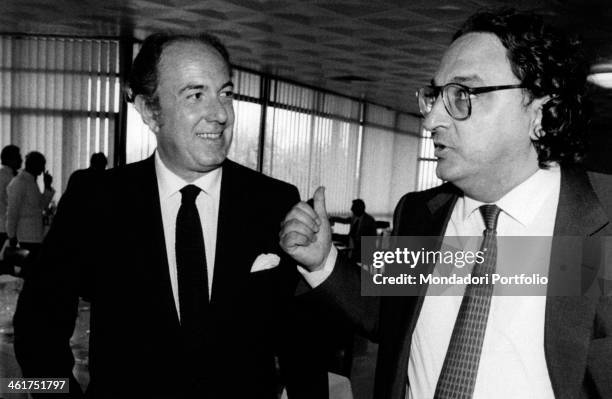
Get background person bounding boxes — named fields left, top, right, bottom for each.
left=0, top=145, right=22, bottom=274
left=330, top=199, right=377, bottom=262
left=6, top=151, right=54, bottom=275
left=65, top=152, right=108, bottom=194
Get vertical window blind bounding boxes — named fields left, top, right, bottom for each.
left=359, top=105, right=421, bottom=219
left=125, top=43, right=154, bottom=164
left=417, top=128, right=443, bottom=190
left=390, top=114, right=420, bottom=209
left=227, top=69, right=261, bottom=171
left=263, top=81, right=362, bottom=214
left=0, top=35, right=120, bottom=194
left=262, top=80, right=315, bottom=197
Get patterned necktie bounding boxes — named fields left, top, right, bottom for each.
left=176, top=185, right=209, bottom=346
left=434, top=204, right=501, bottom=399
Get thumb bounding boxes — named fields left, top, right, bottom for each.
left=313, top=186, right=328, bottom=219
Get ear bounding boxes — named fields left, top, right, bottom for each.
left=529, top=95, right=551, bottom=140
left=134, top=95, right=161, bottom=134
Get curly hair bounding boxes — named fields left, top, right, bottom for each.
left=454, top=8, right=590, bottom=166
left=126, top=32, right=230, bottom=113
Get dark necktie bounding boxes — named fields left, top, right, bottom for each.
left=176, top=185, right=209, bottom=348
left=434, top=204, right=501, bottom=399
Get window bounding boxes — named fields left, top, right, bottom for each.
left=263, top=81, right=362, bottom=214
left=227, top=69, right=261, bottom=171
left=0, top=35, right=120, bottom=194
left=359, top=105, right=420, bottom=219
left=416, top=128, right=443, bottom=190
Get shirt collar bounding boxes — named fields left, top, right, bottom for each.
left=154, top=151, right=222, bottom=200
left=462, top=164, right=561, bottom=227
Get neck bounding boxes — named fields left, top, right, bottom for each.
left=157, top=151, right=219, bottom=182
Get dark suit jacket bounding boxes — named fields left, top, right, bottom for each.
left=64, top=167, right=106, bottom=195
left=13, top=156, right=302, bottom=398
left=305, top=167, right=612, bottom=399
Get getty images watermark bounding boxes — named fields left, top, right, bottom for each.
left=359, top=236, right=612, bottom=297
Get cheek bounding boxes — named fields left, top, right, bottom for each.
left=454, top=122, right=493, bottom=159
left=224, top=103, right=235, bottom=124
left=172, top=107, right=201, bottom=137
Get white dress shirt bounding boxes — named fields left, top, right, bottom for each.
left=300, top=167, right=562, bottom=399
left=6, top=170, right=55, bottom=243
left=0, top=166, right=15, bottom=234
left=155, top=153, right=221, bottom=319
left=408, top=165, right=561, bottom=399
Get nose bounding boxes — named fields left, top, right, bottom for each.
left=422, top=94, right=451, bottom=133
left=205, top=97, right=230, bottom=125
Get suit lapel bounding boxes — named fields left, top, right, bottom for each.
left=133, top=156, right=180, bottom=327
left=210, top=160, right=253, bottom=305
left=546, top=167, right=609, bottom=399
left=410, top=183, right=460, bottom=302
left=395, top=185, right=459, bottom=397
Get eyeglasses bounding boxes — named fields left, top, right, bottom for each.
left=416, top=83, right=525, bottom=121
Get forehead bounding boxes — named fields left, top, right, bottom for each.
left=434, top=32, right=517, bottom=85
left=157, top=40, right=229, bottom=85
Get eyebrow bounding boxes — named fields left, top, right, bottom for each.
left=431, top=75, right=484, bottom=86
left=178, top=81, right=234, bottom=95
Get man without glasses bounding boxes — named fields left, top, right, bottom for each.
left=14, top=33, right=306, bottom=398
left=280, top=9, right=612, bottom=399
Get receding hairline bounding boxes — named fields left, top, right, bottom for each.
left=158, top=39, right=230, bottom=71
left=139, top=38, right=232, bottom=107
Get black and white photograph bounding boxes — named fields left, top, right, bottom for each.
left=0, top=0, right=611, bottom=398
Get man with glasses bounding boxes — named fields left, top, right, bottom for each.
left=280, top=8, right=612, bottom=399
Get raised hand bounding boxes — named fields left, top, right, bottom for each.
left=279, top=186, right=332, bottom=272
left=43, top=171, right=53, bottom=188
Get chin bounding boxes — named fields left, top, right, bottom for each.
left=437, top=162, right=473, bottom=187
left=435, top=162, right=455, bottom=182
left=196, top=155, right=227, bottom=170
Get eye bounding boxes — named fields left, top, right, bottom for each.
left=187, top=91, right=203, bottom=101
left=220, top=90, right=234, bottom=99
left=455, top=88, right=469, bottom=101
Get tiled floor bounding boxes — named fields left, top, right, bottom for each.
left=0, top=275, right=90, bottom=398
left=0, top=275, right=377, bottom=399
left=0, top=275, right=28, bottom=399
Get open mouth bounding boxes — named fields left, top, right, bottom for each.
left=196, top=132, right=223, bottom=139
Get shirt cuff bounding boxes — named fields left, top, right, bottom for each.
left=297, top=245, right=338, bottom=288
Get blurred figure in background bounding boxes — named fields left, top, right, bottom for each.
left=330, top=199, right=377, bottom=262
left=65, top=152, right=108, bottom=193
left=6, top=151, right=54, bottom=275
left=0, top=145, right=22, bottom=274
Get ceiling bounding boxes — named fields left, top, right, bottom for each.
left=2, top=0, right=612, bottom=160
